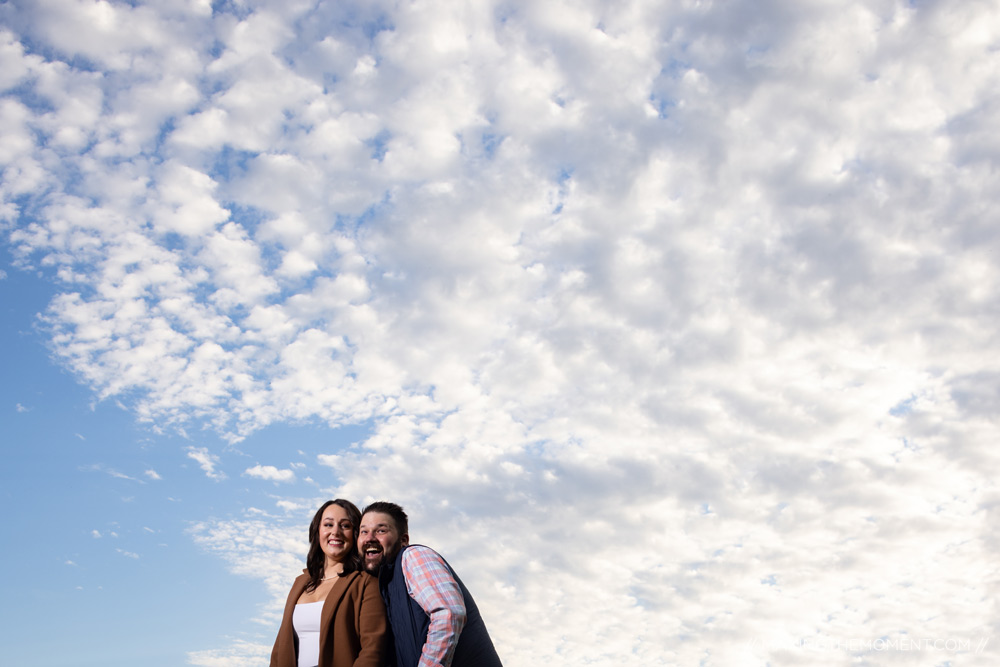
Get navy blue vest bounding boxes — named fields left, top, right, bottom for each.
left=378, top=545, right=503, bottom=667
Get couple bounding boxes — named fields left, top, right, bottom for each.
left=270, top=499, right=503, bottom=667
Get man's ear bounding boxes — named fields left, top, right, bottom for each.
left=402, top=533, right=410, bottom=547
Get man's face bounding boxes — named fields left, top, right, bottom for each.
left=358, top=511, right=408, bottom=573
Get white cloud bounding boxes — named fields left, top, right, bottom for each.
left=5, top=0, right=1000, bottom=666
left=81, top=464, right=142, bottom=483
left=186, top=639, right=272, bottom=667
left=186, top=447, right=226, bottom=481
left=148, top=162, right=230, bottom=236
left=243, top=464, right=295, bottom=483
left=145, top=469, right=162, bottom=480
left=188, top=517, right=305, bottom=613
left=275, top=499, right=308, bottom=513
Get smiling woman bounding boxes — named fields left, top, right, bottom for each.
left=269, top=499, right=388, bottom=667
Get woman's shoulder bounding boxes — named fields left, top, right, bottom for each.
left=286, top=570, right=311, bottom=593
left=344, top=570, right=385, bottom=609
left=280, top=570, right=313, bottom=608
left=343, top=568, right=377, bottom=582
left=340, top=569, right=379, bottom=590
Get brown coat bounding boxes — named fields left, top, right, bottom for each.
left=270, top=570, right=388, bottom=667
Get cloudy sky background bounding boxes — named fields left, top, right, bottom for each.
left=3, top=0, right=1000, bottom=665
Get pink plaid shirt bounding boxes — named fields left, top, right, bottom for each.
left=401, top=546, right=468, bottom=667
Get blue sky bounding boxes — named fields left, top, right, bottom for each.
left=0, top=256, right=353, bottom=665
left=2, top=255, right=380, bottom=665
left=3, top=1, right=1000, bottom=666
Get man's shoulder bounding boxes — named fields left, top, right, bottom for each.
left=401, top=544, right=453, bottom=579
left=401, top=544, right=447, bottom=568
left=402, top=544, right=442, bottom=559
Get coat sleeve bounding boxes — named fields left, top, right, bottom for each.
left=353, top=574, right=389, bottom=667
left=271, top=576, right=305, bottom=667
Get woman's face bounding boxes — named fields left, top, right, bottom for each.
left=319, top=503, right=354, bottom=564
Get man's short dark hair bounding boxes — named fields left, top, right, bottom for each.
left=362, top=500, right=409, bottom=537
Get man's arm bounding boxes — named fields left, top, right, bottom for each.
left=401, top=546, right=467, bottom=667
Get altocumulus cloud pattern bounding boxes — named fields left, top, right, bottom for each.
left=2, top=0, right=1000, bottom=665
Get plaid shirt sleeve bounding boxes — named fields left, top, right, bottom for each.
left=401, top=546, right=468, bottom=667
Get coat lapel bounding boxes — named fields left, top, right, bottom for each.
left=319, top=571, right=357, bottom=645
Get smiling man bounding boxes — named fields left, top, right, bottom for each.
left=358, top=501, right=503, bottom=667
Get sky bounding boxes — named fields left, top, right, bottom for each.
left=1, top=0, right=999, bottom=665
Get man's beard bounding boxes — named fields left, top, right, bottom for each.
left=362, top=539, right=399, bottom=573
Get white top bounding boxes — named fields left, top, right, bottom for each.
left=293, top=601, right=324, bottom=667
